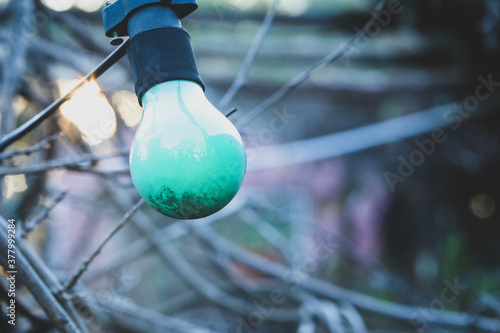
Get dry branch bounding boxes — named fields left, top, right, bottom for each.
left=0, top=0, right=33, bottom=134
left=218, top=0, right=280, bottom=110
left=62, top=199, right=145, bottom=292
left=192, top=225, right=500, bottom=332
left=0, top=217, right=83, bottom=333
left=0, top=148, right=129, bottom=175
left=235, top=0, right=389, bottom=127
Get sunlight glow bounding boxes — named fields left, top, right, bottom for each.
left=227, top=0, right=258, bottom=10
left=41, top=0, right=75, bottom=12
left=3, top=175, right=28, bottom=199
left=74, top=0, right=105, bottom=13
left=59, top=79, right=117, bottom=146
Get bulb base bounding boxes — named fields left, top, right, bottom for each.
left=127, top=27, right=205, bottom=105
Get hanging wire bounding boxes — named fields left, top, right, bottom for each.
left=0, top=39, right=129, bottom=152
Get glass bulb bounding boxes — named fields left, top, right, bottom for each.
left=130, top=80, right=247, bottom=219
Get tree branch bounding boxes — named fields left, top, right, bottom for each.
left=22, top=191, right=67, bottom=237
left=0, top=217, right=82, bottom=333
left=0, top=148, right=129, bottom=175
left=218, top=0, right=280, bottom=110
left=192, top=224, right=500, bottom=332
left=235, top=0, right=389, bottom=127
left=0, top=39, right=128, bottom=152
left=0, top=133, right=60, bottom=160
left=62, top=199, right=145, bottom=292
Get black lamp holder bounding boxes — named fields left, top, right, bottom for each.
left=103, top=0, right=204, bottom=105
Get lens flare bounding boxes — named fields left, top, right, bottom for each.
left=59, top=79, right=117, bottom=145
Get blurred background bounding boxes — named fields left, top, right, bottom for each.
left=1, top=0, right=500, bottom=332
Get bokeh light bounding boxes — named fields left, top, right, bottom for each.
left=74, top=0, right=105, bottom=13
left=59, top=79, right=117, bottom=146
left=2, top=175, right=28, bottom=199
left=111, top=90, right=143, bottom=127
left=470, top=194, right=496, bottom=219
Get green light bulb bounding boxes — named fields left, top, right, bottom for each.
left=130, top=80, right=247, bottom=219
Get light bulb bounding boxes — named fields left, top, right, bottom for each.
left=129, top=80, right=247, bottom=219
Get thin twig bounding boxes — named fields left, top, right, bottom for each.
left=218, top=0, right=280, bottom=110
left=101, top=187, right=298, bottom=321
left=82, top=194, right=246, bottom=281
left=0, top=218, right=82, bottom=333
left=238, top=208, right=295, bottom=264
left=0, top=133, right=60, bottom=160
left=0, top=39, right=129, bottom=152
left=0, top=148, right=129, bottom=175
left=235, top=0, right=389, bottom=127
left=192, top=225, right=500, bottom=332
left=225, top=107, right=238, bottom=118
left=62, top=199, right=145, bottom=292
left=246, top=101, right=496, bottom=170
left=0, top=0, right=33, bottom=135
left=152, top=239, right=298, bottom=321
left=1, top=216, right=89, bottom=332
left=22, top=191, right=67, bottom=237
left=0, top=279, right=51, bottom=328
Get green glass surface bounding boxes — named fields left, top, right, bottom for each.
left=129, top=80, right=246, bottom=219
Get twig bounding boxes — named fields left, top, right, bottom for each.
left=235, top=0, right=389, bottom=127
left=22, top=191, right=67, bottom=237
left=340, top=302, right=368, bottom=333
left=0, top=148, right=129, bottom=175
left=102, top=186, right=297, bottom=321
left=238, top=208, right=295, bottom=264
left=97, top=294, right=219, bottom=333
left=0, top=133, right=60, bottom=160
left=1, top=216, right=89, bottom=332
left=0, top=279, right=51, bottom=328
left=0, top=0, right=33, bottom=135
left=218, top=0, right=280, bottom=110
left=0, top=39, right=129, bottom=152
left=54, top=11, right=116, bottom=57
left=62, top=199, right=145, bottom=292
left=225, top=107, right=238, bottom=118
left=192, top=225, right=500, bottom=332
left=246, top=102, right=480, bottom=171
left=0, top=218, right=82, bottom=333
left=152, top=239, right=298, bottom=321
left=52, top=10, right=130, bottom=73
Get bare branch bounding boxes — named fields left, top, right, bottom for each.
left=0, top=148, right=129, bottom=175
left=22, top=191, right=67, bottom=237
left=0, top=40, right=128, bottom=152
left=97, top=294, right=219, bottom=333
left=82, top=194, right=246, bottom=281
left=235, top=0, right=389, bottom=127
left=225, top=107, right=238, bottom=118
left=192, top=225, right=500, bottom=332
left=0, top=217, right=82, bottom=333
left=0, top=133, right=60, bottom=160
left=62, top=199, right=145, bottom=292
left=0, top=0, right=33, bottom=134
left=247, top=103, right=457, bottom=170
left=218, top=0, right=280, bottom=110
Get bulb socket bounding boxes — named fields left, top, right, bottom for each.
left=127, top=27, right=205, bottom=105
